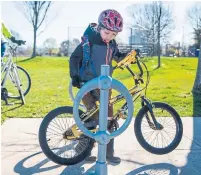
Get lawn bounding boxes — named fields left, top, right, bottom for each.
left=1, top=56, right=199, bottom=123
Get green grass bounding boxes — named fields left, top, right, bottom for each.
left=113, top=57, right=198, bottom=117
left=1, top=56, right=199, bottom=123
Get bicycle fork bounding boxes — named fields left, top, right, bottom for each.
left=141, top=96, right=163, bottom=130
left=12, top=64, right=25, bottom=105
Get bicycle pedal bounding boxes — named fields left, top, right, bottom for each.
left=121, top=116, right=127, bottom=119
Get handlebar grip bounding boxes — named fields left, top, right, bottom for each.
left=18, top=40, right=26, bottom=46
left=135, top=49, right=140, bottom=54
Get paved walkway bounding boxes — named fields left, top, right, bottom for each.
left=1, top=118, right=201, bottom=175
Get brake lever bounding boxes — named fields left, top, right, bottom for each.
left=134, top=77, right=144, bottom=85
left=139, top=78, right=144, bottom=84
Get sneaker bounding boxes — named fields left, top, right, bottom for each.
left=106, top=155, right=121, bottom=164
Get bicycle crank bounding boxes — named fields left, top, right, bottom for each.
left=63, top=124, right=97, bottom=140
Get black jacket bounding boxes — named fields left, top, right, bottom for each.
left=69, top=23, right=127, bottom=81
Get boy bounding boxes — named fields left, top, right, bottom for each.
left=70, top=9, right=128, bottom=164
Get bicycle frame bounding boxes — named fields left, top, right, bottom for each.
left=1, top=55, right=13, bottom=88
left=70, top=87, right=146, bottom=139
left=1, top=54, right=20, bottom=87
left=79, top=84, right=144, bottom=123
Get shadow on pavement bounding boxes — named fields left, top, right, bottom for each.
left=14, top=151, right=94, bottom=175
left=14, top=151, right=60, bottom=175
left=179, top=117, right=201, bottom=175
left=126, top=163, right=179, bottom=175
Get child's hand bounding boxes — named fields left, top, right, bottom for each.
left=72, top=75, right=80, bottom=88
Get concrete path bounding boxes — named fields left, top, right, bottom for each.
left=1, top=118, right=201, bottom=175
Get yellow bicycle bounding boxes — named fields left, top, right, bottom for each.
left=39, top=49, right=183, bottom=165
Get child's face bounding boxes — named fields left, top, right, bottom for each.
left=100, top=28, right=118, bottom=43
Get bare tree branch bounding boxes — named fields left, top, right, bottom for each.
left=37, top=2, right=51, bottom=29
left=128, top=1, right=173, bottom=67
left=37, top=12, right=58, bottom=37
left=16, top=1, right=52, bottom=58
left=188, top=3, right=201, bottom=48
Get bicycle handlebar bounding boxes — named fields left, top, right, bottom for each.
left=18, top=40, right=26, bottom=46
left=113, top=49, right=144, bottom=85
left=79, top=49, right=144, bottom=87
left=8, top=41, right=26, bottom=55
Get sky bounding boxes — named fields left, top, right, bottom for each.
left=0, top=1, right=198, bottom=48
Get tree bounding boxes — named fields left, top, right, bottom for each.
left=43, top=38, right=57, bottom=56
left=187, top=3, right=201, bottom=116
left=188, top=3, right=201, bottom=49
left=192, top=41, right=201, bottom=116
left=20, top=2, right=52, bottom=58
left=59, top=40, right=71, bottom=56
left=154, top=2, right=173, bottom=67
left=72, top=38, right=80, bottom=47
left=128, top=3, right=155, bottom=47
left=128, top=2, right=173, bottom=67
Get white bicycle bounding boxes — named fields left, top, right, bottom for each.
left=1, top=42, right=31, bottom=105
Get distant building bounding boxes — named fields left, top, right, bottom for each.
left=129, top=31, right=147, bottom=45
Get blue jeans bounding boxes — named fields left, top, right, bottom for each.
left=1, top=42, right=7, bottom=58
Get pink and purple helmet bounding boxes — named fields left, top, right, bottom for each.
left=98, top=9, right=123, bottom=32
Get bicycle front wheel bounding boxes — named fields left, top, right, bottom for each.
left=134, top=102, right=183, bottom=155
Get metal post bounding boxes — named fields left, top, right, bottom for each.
left=95, top=65, right=111, bottom=175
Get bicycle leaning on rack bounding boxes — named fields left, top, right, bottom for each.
left=39, top=49, right=183, bottom=165
left=1, top=42, right=31, bottom=105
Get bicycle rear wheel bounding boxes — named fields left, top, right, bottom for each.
left=39, top=106, right=95, bottom=165
left=4, top=66, right=31, bottom=99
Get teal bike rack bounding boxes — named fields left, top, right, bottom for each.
left=73, top=65, right=134, bottom=175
